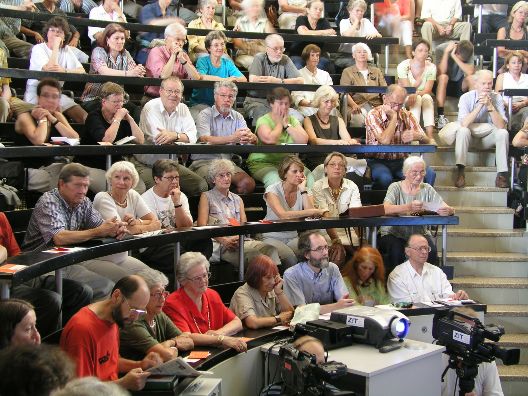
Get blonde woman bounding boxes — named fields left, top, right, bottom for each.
left=497, top=1, right=528, bottom=65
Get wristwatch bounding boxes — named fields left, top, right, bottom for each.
left=284, top=123, right=292, bottom=130
left=274, top=315, right=281, bottom=324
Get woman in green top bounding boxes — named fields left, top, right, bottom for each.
left=341, top=246, right=390, bottom=306
left=247, top=87, right=313, bottom=189
left=119, top=268, right=194, bottom=362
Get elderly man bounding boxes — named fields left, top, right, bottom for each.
left=387, top=234, right=469, bottom=303
left=283, top=231, right=355, bottom=315
left=22, top=163, right=128, bottom=299
left=420, top=0, right=471, bottom=50
left=60, top=275, right=162, bottom=391
left=144, top=23, right=200, bottom=99
left=365, top=84, right=436, bottom=189
left=132, top=76, right=208, bottom=196
left=244, top=33, right=305, bottom=125
left=439, top=69, right=509, bottom=188
left=191, top=81, right=256, bottom=194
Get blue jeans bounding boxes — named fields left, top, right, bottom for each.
left=367, top=158, right=436, bottom=189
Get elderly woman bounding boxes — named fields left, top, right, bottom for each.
left=292, top=44, right=334, bottom=118
left=197, top=159, right=281, bottom=267
left=341, top=246, right=390, bottom=306
left=81, top=23, right=145, bottom=121
left=278, top=0, right=307, bottom=29
left=340, top=42, right=387, bottom=127
left=247, top=87, right=312, bottom=189
left=0, top=300, right=40, bottom=349
left=497, top=1, right=528, bottom=68
left=189, top=31, right=246, bottom=118
left=261, top=156, right=327, bottom=268
left=495, top=51, right=528, bottom=133
left=120, top=269, right=194, bottom=362
left=230, top=255, right=294, bottom=329
left=92, top=161, right=159, bottom=281
left=163, top=252, right=248, bottom=352
left=188, top=0, right=227, bottom=63
left=233, top=0, right=275, bottom=70
left=144, top=23, right=200, bottom=100
left=24, top=16, right=87, bottom=124
left=379, top=156, right=455, bottom=273
left=397, top=39, right=437, bottom=142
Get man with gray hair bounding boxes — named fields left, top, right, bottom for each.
left=438, top=69, right=509, bottom=188
left=191, top=81, right=257, bottom=193
left=244, top=33, right=305, bottom=125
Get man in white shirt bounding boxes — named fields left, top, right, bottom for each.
left=132, top=76, right=208, bottom=196
left=421, top=0, right=471, bottom=50
left=387, top=234, right=468, bottom=303
left=88, top=0, right=127, bottom=43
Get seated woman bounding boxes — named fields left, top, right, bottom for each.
left=197, top=159, right=281, bottom=267
left=93, top=161, right=159, bottom=282
left=260, top=156, right=326, bottom=268
left=513, top=120, right=528, bottom=147
left=496, top=1, right=528, bottom=71
left=292, top=44, right=334, bottom=118
left=81, top=23, right=146, bottom=122
left=278, top=0, right=307, bottom=29
left=303, top=86, right=365, bottom=186
left=397, top=40, right=437, bottom=142
left=0, top=299, right=40, bottom=349
left=340, top=43, right=386, bottom=127
left=120, top=268, right=194, bottom=362
left=341, top=246, right=390, bottom=306
left=24, top=16, right=87, bottom=123
left=163, top=252, right=248, bottom=352
left=495, top=51, right=528, bottom=133
left=189, top=30, right=246, bottom=119
left=379, top=156, right=455, bottom=274
left=233, top=0, right=275, bottom=70
left=247, top=87, right=312, bottom=189
left=230, top=255, right=294, bottom=329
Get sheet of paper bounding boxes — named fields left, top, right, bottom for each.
left=187, top=351, right=211, bottom=360
left=147, top=357, right=210, bottom=376
left=423, top=201, right=443, bottom=212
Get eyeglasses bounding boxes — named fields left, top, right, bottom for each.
left=162, top=88, right=182, bottom=96
left=311, top=245, right=329, bottom=253
left=326, top=162, right=345, bottom=169
left=388, top=102, right=404, bottom=108
left=123, top=297, right=147, bottom=316
left=48, top=28, right=64, bottom=35
left=186, top=272, right=212, bottom=283
left=409, top=170, right=426, bottom=177
left=105, top=98, right=128, bottom=105
left=162, top=176, right=180, bottom=182
left=40, top=92, right=60, bottom=100
left=217, top=93, right=236, bottom=100
left=407, top=245, right=431, bottom=253
left=150, top=290, right=170, bottom=300
left=267, top=46, right=285, bottom=53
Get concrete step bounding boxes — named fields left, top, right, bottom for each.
left=498, top=365, right=528, bottom=395
left=451, top=277, right=528, bottom=305
left=446, top=228, right=527, bottom=254
left=435, top=186, right=508, bottom=207
left=453, top=206, right=515, bottom=230
left=497, top=334, right=528, bottom=365
left=487, top=305, right=528, bottom=333
left=447, top=252, right=528, bottom=278
left=431, top=165, right=497, bottom=187
left=424, top=147, right=496, bottom=167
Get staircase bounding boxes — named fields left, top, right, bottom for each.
left=425, top=129, right=528, bottom=396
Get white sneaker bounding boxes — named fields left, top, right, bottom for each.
left=436, top=115, right=448, bottom=129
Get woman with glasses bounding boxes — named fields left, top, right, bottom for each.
left=197, top=159, right=281, bottom=268
left=163, top=252, right=248, bottom=353
left=230, top=255, right=294, bottom=329
left=379, top=156, right=454, bottom=274
left=120, top=269, right=194, bottom=362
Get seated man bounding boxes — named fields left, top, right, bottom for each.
left=471, top=4, right=507, bottom=35
left=88, top=0, right=127, bottom=45
left=60, top=275, right=162, bottom=392
left=387, top=234, right=469, bottom=303
left=420, top=0, right=471, bottom=50
left=244, top=33, right=305, bottom=126
left=0, top=0, right=35, bottom=58
left=438, top=69, right=509, bottom=188
left=283, top=231, right=356, bottom=314
left=191, top=81, right=256, bottom=194
left=435, top=40, right=475, bottom=129
left=132, top=76, right=208, bottom=196
left=1, top=211, right=91, bottom=337
left=365, top=84, right=436, bottom=190
left=22, top=163, right=129, bottom=300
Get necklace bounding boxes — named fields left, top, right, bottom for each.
left=315, top=112, right=330, bottom=126
left=148, top=319, right=156, bottom=329
left=109, top=192, right=127, bottom=208
left=191, top=295, right=211, bottom=334
left=329, top=180, right=343, bottom=202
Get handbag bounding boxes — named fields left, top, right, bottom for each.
left=328, top=243, right=347, bottom=268
left=0, top=160, right=25, bottom=190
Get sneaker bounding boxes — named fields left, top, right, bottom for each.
left=436, top=115, right=448, bottom=129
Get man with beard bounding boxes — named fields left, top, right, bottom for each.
left=60, top=275, right=162, bottom=391
left=282, top=231, right=355, bottom=314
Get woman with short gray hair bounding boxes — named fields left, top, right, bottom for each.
left=163, top=252, right=248, bottom=352
left=120, top=268, right=194, bottom=362
left=188, top=0, right=227, bottom=62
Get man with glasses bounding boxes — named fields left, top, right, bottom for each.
left=190, top=80, right=256, bottom=193
left=387, top=234, right=469, bottom=303
left=133, top=76, right=208, bottom=196
left=283, top=231, right=354, bottom=314
left=60, top=275, right=163, bottom=391
left=244, top=33, right=305, bottom=126
left=365, top=84, right=436, bottom=189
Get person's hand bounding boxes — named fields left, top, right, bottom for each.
left=277, top=310, right=293, bottom=324
left=118, top=368, right=151, bottom=391
left=401, top=129, right=414, bottom=143
left=350, top=102, right=362, bottom=114
left=382, top=104, right=397, bottom=121
left=155, top=128, right=177, bottom=145
left=129, top=65, right=146, bottom=77
left=409, top=200, right=423, bottom=212
left=308, top=208, right=327, bottom=218
left=452, top=290, right=469, bottom=300
left=406, top=94, right=417, bottom=108
left=222, top=336, right=248, bottom=352
left=113, top=107, right=129, bottom=122
left=177, top=50, right=191, bottom=64
left=478, top=93, right=491, bottom=108
left=365, top=33, right=380, bottom=40
left=140, top=352, right=163, bottom=370
left=72, top=0, right=82, bottom=9
left=68, top=36, right=79, bottom=48
left=298, top=173, right=307, bottom=192
left=437, top=24, right=446, bottom=36
left=437, top=206, right=453, bottom=216
left=445, top=40, right=456, bottom=53
left=326, top=28, right=337, bottom=36
left=512, top=102, right=525, bottom=114
left=170, top=186, right=181, bottom=205
left=224, top=236, right=240, bottom=251
left=174, top=335, right=194, bottom=351
left=273, top=274, right=284, bottom=294
left=270, top=111, right=283, bottom=127
left=347, top=138, right=361, bottom=145
left=122, top=213, right=142, bottom=227
left=49, top=35, right=63, bottom=50
left=239, top=129, right=256, bottom=144
left=445, top=24, right=453, bottom=36
left=110, top=0, right=125, bottom=16
left=97, top=217, right=127, bottom=238
left=34, top=32, right=44, bottom=43
left=335, top=298, right=356, bottom=309
left=31, top=106, right=49, bottom=121
left=46, top=63, right=65, bottom=72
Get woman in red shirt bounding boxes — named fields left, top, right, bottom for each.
left=0, top=212, right=21, bottom=263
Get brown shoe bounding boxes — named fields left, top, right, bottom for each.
left=455, top=171, right=465, bottom=188
left=495, top=174, right=509, bottom=188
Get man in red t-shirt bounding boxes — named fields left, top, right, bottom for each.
left=60, top=275, right=162, bottom=391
